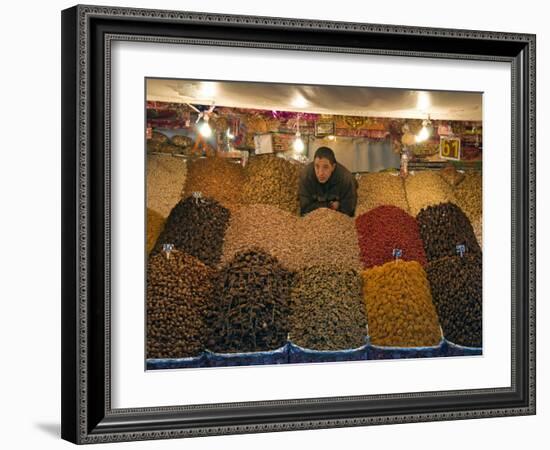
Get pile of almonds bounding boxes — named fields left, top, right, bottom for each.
left=404, top=170, right=457, bottom=216
left=242, top=154, right=301, bottom=214
left=362, top=260, right=442, bottom=347
left=183, top=156, right=246, bottom=208
left=356, top=172, right=409, bottom=216
left=146, top=154, right=187, bottom=218
left=146, top=250, right=214, bottom=359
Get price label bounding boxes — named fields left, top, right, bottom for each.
left=163, top=243, right=174, bottom=259
left=440, top=136, right=461, bottom=161
left=392, top=248, right=403, bottom=260
left=456, top=244, right=466, bottom=257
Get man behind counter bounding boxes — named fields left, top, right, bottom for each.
left=299, top=146, right=358, bottom=217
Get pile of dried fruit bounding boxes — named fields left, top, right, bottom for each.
left=453, top=171, right=482, bottom=223
left=171, top=134, right=194, bottom=149
left=355, top=172, right=409, bottom=216
left=146, top=208, right=166, bottom=254
left=289, top=265, right=367, bottom=350
left=183, top=156, right=246, bottom=207
left=404, top=170, right=457, bottom=216
left=356, top=205, right=427, bottom=269
left=426, top=254, right=482, bottom=347
left=362, top=260, right=441, bottom=347
left=146, top=154, right=187, bottom=218
left=151, top=131, right=169, bottom=143
left=242, top=154, right=301, bottom=214
left=146, top=250, right=214, bottom=359
left=416, top=202, right=481, bottom=262
left=207, top=249, right=293, bottom=353
left=153, top=195, right=230, bottom=267
left=222, top=206, right=361, bottom=271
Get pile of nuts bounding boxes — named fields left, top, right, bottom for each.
left=438, top=165, right=465, bottom=187
left=242, top=154, right=301, bottom=214
left=416, top=202, right=481, bottom=262
left=404, top=170, right=457, bottom=216
left=356, top=172, right=409, bottom=216
left=362, top=260, right=442, bottom=347
left=426, top=254, right=482, bottom=347
left=146, top=250, right=214, bottom=359
left=221, top=204, right=298, bottom=269
left=222, top=205, right=361, bottom=271
left=453, top=171, right=482, bottom=223
left=146, top=154, right=187, bottom=218
left=153, top=195, right=230, bottom=267
left=207, top=249, right=293, bottom=353
left=356, top=205, right=427, bottom=269
left=289, top=265, right=367, bottom=350
left=183, top=156, right=246, bottom=207
left=146, top=208, right=166, bottom=254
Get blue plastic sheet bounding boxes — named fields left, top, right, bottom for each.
left=442, top=339, right=482, bottom=357
left=204, top=343, right=291, bottom=367
left=288, top=341, right=369, bottom=364
left=146, top=352, right=207, bottom=370
left=367, top=339, right=446, bottom=360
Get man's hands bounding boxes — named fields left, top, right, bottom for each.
left=329, top=201, right=340, bottom=211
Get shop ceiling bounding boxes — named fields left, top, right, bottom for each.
left=146, top=79, right=482, bottom=122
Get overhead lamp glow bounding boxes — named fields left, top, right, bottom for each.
left=293, top=131, right=305, bottom=153
left=415, top=118, right=432, bottom=143
left=198, top=120, right=212, bottom=138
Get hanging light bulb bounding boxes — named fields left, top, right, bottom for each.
left=293, top=130, right=305, bottom=153
left=327, top=135, right=336, bottom=141
left=226, top=127, right=235, bottom=139
left=198, top=119, right=212, bottom=138
left=415, top=118, right=432, bottom=143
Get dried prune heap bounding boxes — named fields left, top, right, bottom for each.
left=208, top=249, right=293, bottom=353
left=355, top=205, right=427, bottom=269
left=356, top=172, right=409, bottom=216
left=426, top=254, right=482, bottom=347
left=416, top=202, right=481, bottom=262
left=289, top=265, right=367, bottom=350
left=183, top=156, right=246, bottom=207
left=439, top=165, right=465, bottom=187
left=146, top=250, right=215, bottom=359
left=146, top=208, right=166, bottom=254
left=404, top=170, right=457, bottom=216
left=146, top=154, right=187, bottom=218
left=221, top=204, right=299, bottom=269
left=242, top=154, right=301, bottom=214
left=153, top=195, right=230, bottom=267
left=362, top=260, right=441, bottom=347
left=159, top=142, right=186, bottom=155
left=453, top=171, right=482, bottom=223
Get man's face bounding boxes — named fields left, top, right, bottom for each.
left=314, top=157, right=336, bottom=184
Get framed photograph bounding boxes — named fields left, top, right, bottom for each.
left=61, top=4, right=536, bottom=444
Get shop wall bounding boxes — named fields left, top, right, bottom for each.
left=0, top=1, right=546, bottom=450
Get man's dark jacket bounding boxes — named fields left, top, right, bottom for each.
left=299, top=162, right=358, bottom=217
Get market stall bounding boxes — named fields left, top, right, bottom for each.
left=144, top=79, right=483, bottom=369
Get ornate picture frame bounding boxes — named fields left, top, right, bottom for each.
left=61, top=4, right=536, bottom=444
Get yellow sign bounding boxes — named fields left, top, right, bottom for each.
left=440, top=137, right=461, bottom=160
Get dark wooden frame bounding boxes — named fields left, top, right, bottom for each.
left=61, top=4, right=536, bottom=444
